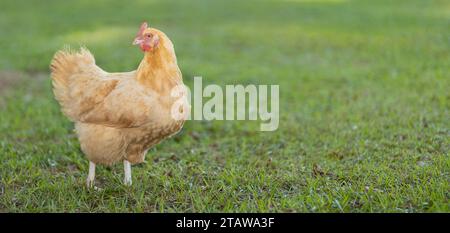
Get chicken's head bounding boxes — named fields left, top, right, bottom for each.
left=132, top=22, right=160, bottom=52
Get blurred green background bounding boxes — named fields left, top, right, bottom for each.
left=0, top=0, right=448, bottom=212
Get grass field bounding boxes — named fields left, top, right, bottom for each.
left=0, top=0, right=449, bottom=212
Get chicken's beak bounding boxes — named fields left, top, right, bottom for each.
left=132, top=38, right=144, bottom=45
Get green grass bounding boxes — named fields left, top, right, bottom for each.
left=0, top=0, right=449, bottom=212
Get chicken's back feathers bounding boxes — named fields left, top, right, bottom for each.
left=50, top=48, right=164, bottom=129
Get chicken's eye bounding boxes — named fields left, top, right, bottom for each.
left=146, top=34, right=152, bottom=38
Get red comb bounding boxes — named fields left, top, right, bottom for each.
left=137, top=22, right=148, bottom=36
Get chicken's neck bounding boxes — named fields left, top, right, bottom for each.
left=136, top=44, right=182, bottom=93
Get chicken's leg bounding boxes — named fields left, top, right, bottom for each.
left=124, top=160, right=132, bottom=186
left=86, top=161, right=96, bottom=188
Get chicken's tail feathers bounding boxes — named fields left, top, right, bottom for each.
left=50, top=47, right=96, bottom=120
left=50, top=46, right=95, bottom=80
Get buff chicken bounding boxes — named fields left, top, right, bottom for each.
left=50, top=22, right=189, bottom=187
